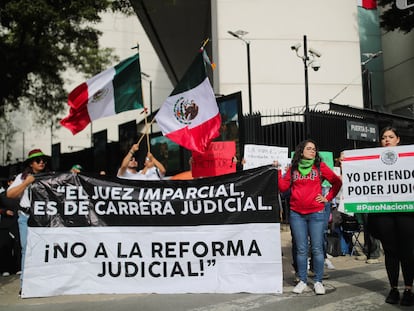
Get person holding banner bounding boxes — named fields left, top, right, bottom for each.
left=117, top=143, right=166, bottom=180
left=6, top=149, right=50, bottom=294
left=276, top=139, right=342, bottom=295
left=367, top=126, right=414, bottom=306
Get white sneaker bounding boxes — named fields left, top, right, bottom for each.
left=325, top=258, right=335, bottom=270
left=314, top=282, right=326, bottom=295
left=292, top=280, right=308, bottom=294
left=2, top=272, right=10, bottom=277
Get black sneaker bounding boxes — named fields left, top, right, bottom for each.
left=385, top=288, right=400, bottom=304
left=400, top=289, right=414, bottom=306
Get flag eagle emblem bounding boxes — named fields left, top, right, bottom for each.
left=173, top=97, right=199, bottom=125
left=91, top=88, right=109, bottom=103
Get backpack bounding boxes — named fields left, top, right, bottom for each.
left=326, top=233, right=342, bottom=257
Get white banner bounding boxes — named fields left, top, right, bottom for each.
left=21, top=166, right=282, bottom=298
left=342, top=145, right=414, bottom=213
left=243, top=144, right=289, bottom=170
left=24, top=224, right=281, bottom=297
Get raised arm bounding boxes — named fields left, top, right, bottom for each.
left=147, top=152, right=166, bottom=176
left=7, top=175, right=35, bottom=199
left=117, top=144, right=139, bottom=177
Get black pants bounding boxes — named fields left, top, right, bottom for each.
left=368, top=213, right=414, bottom=287
left=0, top=225, right=21, bottom=274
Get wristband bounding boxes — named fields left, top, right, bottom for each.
left=129, top=150, right=134, bottom=155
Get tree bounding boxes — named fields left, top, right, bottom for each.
left=0, top=0, right=133, bottom=129
left=379, top=0, right=414, bottom=33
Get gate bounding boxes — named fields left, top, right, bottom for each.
left=242, top=104, right=414, bottom=160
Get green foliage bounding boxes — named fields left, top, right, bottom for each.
left=379, top=0, right=414, bottom=33
left=0, top=0, right=132, bottom=129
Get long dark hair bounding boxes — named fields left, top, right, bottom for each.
left=21, top=159, right=50, bottom=180
left=379, top=126, right=400, bottom=145
left=290, top=139, right=322, bottom=173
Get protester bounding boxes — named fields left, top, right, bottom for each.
left=117, top=143, right=166, bottom=180
left=367, top=126, right=414, bottom=306
left=0, top=176, right=21, bottom=277
left=276, top=139, right=342, bottom=295
left=70, top=164, right=83, bottom=174
left=7, top=149, right=50, bottom=293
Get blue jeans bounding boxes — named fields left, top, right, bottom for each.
left=18, top=211, right=29, bottom=286
left=290, top=209, right=326, bottom=283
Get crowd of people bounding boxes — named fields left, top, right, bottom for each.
left=0, top=126, right=413, bottom=306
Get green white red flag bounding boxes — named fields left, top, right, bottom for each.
left=357, top=0, right=377, bottom=9
left=60, top=54, right=143, bottom=135
left=155, top=49, right=221, bottom=153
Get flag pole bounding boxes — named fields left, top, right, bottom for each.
left=90, top=122, right=93, bottom=148
left=201, top=38, right=209, bottom=49
left=131, top=42, right=151, bottom=152
left=144, top=108, right=150, bottom=152
left=136, top=118, right=155, bottom=146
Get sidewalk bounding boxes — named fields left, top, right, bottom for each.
left=0, top=224, right=385, bottom=309
left=279, top=223, right=377, bottom=288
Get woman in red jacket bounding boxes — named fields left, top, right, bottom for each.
left=278, top=139, right=342, bottom=295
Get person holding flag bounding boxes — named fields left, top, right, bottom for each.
left=117, top=143, right=166, bottom=180
left=7, top=149, right=51, bottom=295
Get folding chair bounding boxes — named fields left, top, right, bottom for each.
left=341, top=214, right=364, bottom=256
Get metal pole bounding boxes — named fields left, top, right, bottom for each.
left=50, top=120, right=53, bottom=152
left=303, top=35, right=310, bottom=138
left=367, top=71, right=373, bottom=109
left=246, top=41, right=252, bottom=114
left=22, top=132, right=25, bottom=161
left=150, top=80, right=153, bottom=134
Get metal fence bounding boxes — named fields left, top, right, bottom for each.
left=1, top=104, right=413, bottom=180
left=242, top=104, right=414, bottom=160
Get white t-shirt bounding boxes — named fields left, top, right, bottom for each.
left=117, top=167, right=163, bottom=180
left=8, top=173, right=31, bottom=208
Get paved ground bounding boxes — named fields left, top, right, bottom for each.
left=0, top=224, right=406, bottom=311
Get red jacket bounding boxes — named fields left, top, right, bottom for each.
left=278, top=162, right=342, bottom=214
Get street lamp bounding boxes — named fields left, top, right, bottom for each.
left=141, top=72, right=153, bottom=133
left=291, top=35, right=322, bottom=138
left=228, top=30, right=252, bottom=114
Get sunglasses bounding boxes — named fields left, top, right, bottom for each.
left=33, top=158, right=47, bottom=164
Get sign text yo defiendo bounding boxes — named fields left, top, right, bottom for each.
left=342, top=145, right=414, bottom=213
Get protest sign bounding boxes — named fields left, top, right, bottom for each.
left=342, top=145, right=414, bottom=213
left=22, top=166, right=282, bottom=298
left=192, top=141, right=236, bottom=177
left=243, top=144, right=289, bottom=170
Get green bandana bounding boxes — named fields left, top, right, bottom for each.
left=298, top=158, right=315, bottom=176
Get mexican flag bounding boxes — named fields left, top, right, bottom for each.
left=60, top=54, right=143, bottom=135
left=357, top=0, right=377, bottom=9
left=155, top=50, right=221, bottom=153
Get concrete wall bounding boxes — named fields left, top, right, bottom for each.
left=9, top=1, right=377, bottom=161
left=215, top=0, right=363, bottom=115
left=381, top=30, right=414, bottom=115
